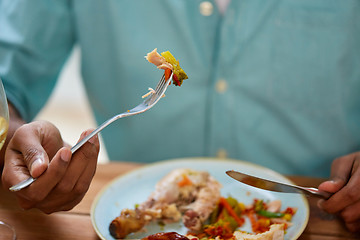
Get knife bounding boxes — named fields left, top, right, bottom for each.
left=226, top=170, right=331, bottom=199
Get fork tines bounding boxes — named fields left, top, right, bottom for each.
left=154, top=73, right=166, bottom=94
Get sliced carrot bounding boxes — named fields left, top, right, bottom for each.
left=246, top=210, right=258, bottom=233
left=177, top=174, right=192, bottom=187
left=164, top=68, right=172, bottom=81
left=219, top=197, right=245, bottom=227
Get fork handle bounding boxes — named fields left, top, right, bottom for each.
left=9, top=129, right=104, bottom=192
left=71, top=116, right=116, bottom=153
left=9, top=176, right=36, bottom=192
left=9, top=115, right=122, bottom=192
left=71, top=104, right=146, bottom=152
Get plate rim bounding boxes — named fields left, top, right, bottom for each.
left=90, top=157, right=310, bottom=240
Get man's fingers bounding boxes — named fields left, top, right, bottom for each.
left=7, top=123, right=51, bottom=179
left=55, top=130, right=99, bottom=192
left=318, top=180, right=342, bottom=194
left=329, top=154, right=356, bottom=186
left=61, top=130, right=99, bottom=190
left=30, top=130, right=99, bottom=213
left=318, top=154, right=356, bottom=195
left=2, top=149, right=47, bottom=189
left=345, top=220, right=360, bottom=232
left=29, top=157, right=47, bottom=178
left=319, top=155, right=360, bottom=214
left=341, top=200, right=360, bottom=223
left=16, top=147, right=71, bottom=209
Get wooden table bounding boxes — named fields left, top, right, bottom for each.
left=1, top=162, right=359, bottom=240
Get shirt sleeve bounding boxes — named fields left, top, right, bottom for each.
left=0, top=0, right=75, bottom=121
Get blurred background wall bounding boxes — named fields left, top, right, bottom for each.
left=35, top=47, right=109, bottom=163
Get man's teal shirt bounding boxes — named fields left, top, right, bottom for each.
left=1, top=0, right=359, bottom=177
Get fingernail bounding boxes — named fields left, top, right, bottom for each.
left=328, top=179, right=336, bottom=184
left=89, top=134, right=98, bottom=145
left=61, top=149, right=71, bottom=162
left=30, top=158, right=43, bottom=173
left=317, top=199, right=324, bottom=210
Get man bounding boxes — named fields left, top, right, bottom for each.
left=0, top=0, right=359, bottom=231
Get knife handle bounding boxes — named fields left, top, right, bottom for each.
left=302, top=187, right=332, bottom=199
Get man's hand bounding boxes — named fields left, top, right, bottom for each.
left=1, top=120, right=99, bottom=213
left=318, top=152, right=360, bottom=232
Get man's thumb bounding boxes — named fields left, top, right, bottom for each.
left=29, top=155, right=48, bottom=178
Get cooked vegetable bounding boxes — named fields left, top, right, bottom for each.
left=195, top=196, right=245, bottom=240
left=160, top=51, right=188, bottom=86
left=145, top=48, right=188, bottom=86
left=177, top=173, right=193, bottom=187
left=219, top=197, right=244, bottom=226
left=257, top=209, right=285, bottom=218
left=164, top=68, right=172, bottom=81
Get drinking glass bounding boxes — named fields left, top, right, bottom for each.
left=0, top=78, right=9, bottom=149
left=0, top=78, right=16, bottom=239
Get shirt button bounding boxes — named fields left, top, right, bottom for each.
left=216, top=149, right=228, bottom=159
left=215, top=78, right=227, bottom=93
left=199, top=1, right=213, bottom=16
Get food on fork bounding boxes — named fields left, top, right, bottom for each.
left=145, top=48, right=188, bottom=86
left=109, top=169, right=222, bottom=239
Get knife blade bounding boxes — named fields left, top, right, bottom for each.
left=226, top=170, right=331, bottom=199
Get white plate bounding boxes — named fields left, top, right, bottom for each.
left=91, top=158, right=309, bottom=240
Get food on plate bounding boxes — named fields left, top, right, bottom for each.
left=109, top=168, right=297, bottom=239
left=188, top=196, right=296, bottom=240
left=145, top=48, right=188, bottom=86
left=246, top=199, right=296, bottom=233
left=109, top=169, right=222, bottom=239
left=233, top=223, right=285, bottom=240
left=140, top=225, right=285, bottom=240
left=141, top=232, right=190, bottom=240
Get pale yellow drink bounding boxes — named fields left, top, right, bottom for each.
left=0, top=116, right=9, bottom=150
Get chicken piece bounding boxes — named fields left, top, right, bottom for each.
left=109, top=169, right=222, bottom=239
left=145, top=48, right=173, bottom=70
left=142, top=169, right=222, bottom=231
left=182, top=186, right=222, bottom=231
left=233, top=224, right=285, bottom=240
left=109, top=208, right=147, bottom=239
left=270, top=218, right=293, bottom=227
left=266, top=200, right=282, bottom=213
left=141, top=232, right=190, bottom=240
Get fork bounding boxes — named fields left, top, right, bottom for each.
left=9, top=73, right=172, bottom=192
